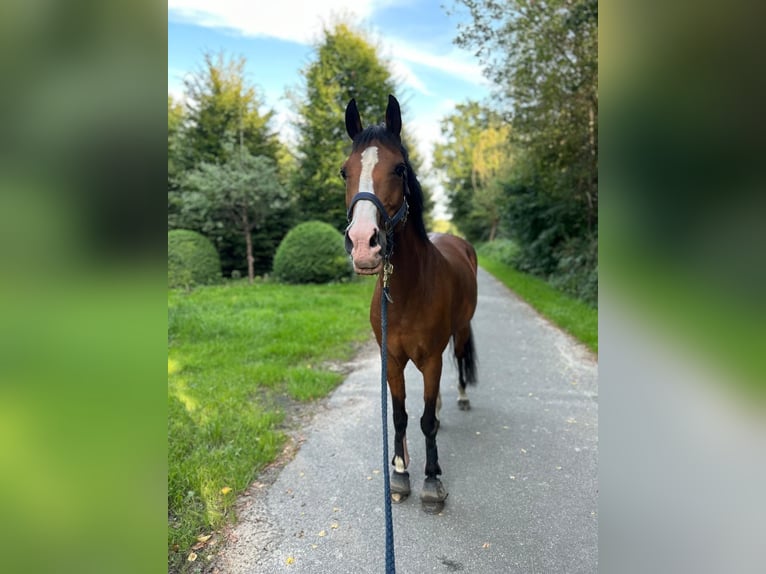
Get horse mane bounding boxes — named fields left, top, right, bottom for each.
left=351, top=125, right=429, bottom=242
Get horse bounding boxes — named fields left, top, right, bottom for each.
left=342, top=94, right=478, bottom=510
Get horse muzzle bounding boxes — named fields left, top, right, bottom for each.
left=345, top=223, right=385, bottom=275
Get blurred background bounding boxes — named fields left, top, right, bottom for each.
left=0, top=0, right=764, bottom=572
left=0, top=0, right=165, bottom=572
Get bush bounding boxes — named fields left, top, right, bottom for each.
left=549, top=234, right=598, bottom=306
left=272, top=221, right=353, bottom=284
left=168, top=229, right=222, bottom=288
left=476, top=239, right=519, bottom=266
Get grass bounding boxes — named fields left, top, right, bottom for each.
left=167, top=277, right=375, bottom=568
left=478, top=253, right=598, bottom=354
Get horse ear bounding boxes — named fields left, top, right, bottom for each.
left=385, top=94, right=402, bottom=139
left=345, top=98, right=363, bottom=140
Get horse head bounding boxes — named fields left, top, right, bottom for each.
left=342, top=95, right=409, bottom=275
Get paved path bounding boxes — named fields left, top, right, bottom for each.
left=212, top=267, right=598, bottom=573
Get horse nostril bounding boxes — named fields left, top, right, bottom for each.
left=344, top=231, right=353, bottom=255
left=369, top=231, right=379, bottom=249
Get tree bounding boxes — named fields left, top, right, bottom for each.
left=471, top=124, right=513, bottom=241
left=291, top=22, right=432, bottom=231
left=168, top=95, right=187, bottom=228
left=169, top=51, right=295, bottom=276
left=182, top=51, right=280, bottom=166
left=182, top=148, right=289, bottom=283
left=433, top=101, right=497, bottom=242
left=451, top=0, right=598, bottom=303
left=453, top=0, right=598, bottom=227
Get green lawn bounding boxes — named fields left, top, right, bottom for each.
left=478, top=255, right=598, bottom=354
left=167, top=278, right=375, bottom=566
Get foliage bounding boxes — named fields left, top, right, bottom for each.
left=549, top=234, right=598, bottom=306
left=290, top=22, right=433, bottom=232
left=168, top=279, right=375, bottom=568
left=181, top=51, right=281, bottom=167
left=433, top=101, right=499, bottom=243
left=272, top=221, right=353, bottom=284
left=169, top=51, right=294, bottom=278
left=181, top=149, right=291, bottom=283
left=443, top=0, right=598, bottom=304
left=476, top=238, right=519, bottom=266
left=167, top=230, right=221, bottom=289
left=478, top=255, right=598, bottom=353
left=168, top=95, right=185, bottom=193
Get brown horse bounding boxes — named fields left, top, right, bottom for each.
left=342, top=95, right=478, bottom=510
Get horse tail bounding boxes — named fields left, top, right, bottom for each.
left=457, top=325, right=478, bottom=386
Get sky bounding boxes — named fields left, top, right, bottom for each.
left=167, top=0, right=492, bottom=218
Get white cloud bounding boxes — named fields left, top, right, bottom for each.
left=387, top=41, right=487, bottom=88
left=168, top=0, right=381, bottom=44
left=168, top=0, right=487, bottom=90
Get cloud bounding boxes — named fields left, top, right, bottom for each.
left=168, top=0, right=382, bottom=44
left=388, top=41, right=487, bottom=87
left=168, top=0, right=487, bottom=90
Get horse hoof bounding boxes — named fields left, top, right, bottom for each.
left=390, top=471, right=410, bottom=503
left=421, top=477, right=447, bottom=513
left=457, top=398, right=471, bottom=411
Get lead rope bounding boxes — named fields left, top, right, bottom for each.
left=381, top=260, right=395, bottom=574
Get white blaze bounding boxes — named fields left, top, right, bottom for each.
left=359, top=146, right=378, bottom=193
left=348, top=146, right=380, bottom=231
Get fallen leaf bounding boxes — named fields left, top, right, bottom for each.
left=311, top=544, right=318, bottom=549
left=366, top=476, right=372, bottom=480
left=197, top=534, right=212, bottom=543
left=192, top=542, right=205, bottom=551
left=187, top=552, right=198, bottom=562
left=482, top=542, right=491, bottom=549
left=286, top=556, right=295, bottom=565
left=372, top=469, right=380, bottom=474
left=330, top=523, right=339, bottom=529
left=221, top=487, right=232, bottom=495
left=333, top=507, right=341, bottom=512
left=520, top=448, right=527, bottom=454
left=318, top=530, right=327, bottom=537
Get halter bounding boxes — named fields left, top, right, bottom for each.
left=346, top=180, right=409, bottom=297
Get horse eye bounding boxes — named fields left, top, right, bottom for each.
left=339, top=167, right=348, bottom=180
left=394, top=163, right=406, bottom=177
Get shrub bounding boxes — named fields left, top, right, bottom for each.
left=168, top=229, right=222, bottom=289
left=272, top=221, right=353, bottom=284
left=549, top=234, right=598, bottom=306
left=476, top=239, right=519, bottom=266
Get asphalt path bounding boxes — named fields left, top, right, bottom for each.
left=212, top=267, right=598, bottom=573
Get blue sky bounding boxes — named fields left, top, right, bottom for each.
left=168, top=0, right=492, bottom=217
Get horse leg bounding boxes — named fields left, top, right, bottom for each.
left=457, top=361, right=470, bottom=411
left=388, top=368, right=411, bottom=502
left=454, top=325, right=476, bottom=411
left=420, top=356, right=448, bottom=511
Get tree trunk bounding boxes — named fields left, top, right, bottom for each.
left=489, top=218, right=498, bottom=242
left=242, top=209, right=255, bottom=284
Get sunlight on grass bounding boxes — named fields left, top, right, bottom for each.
left=167, top=278, right=375, bottom=564
left=170, top=378, right=198, bottom=414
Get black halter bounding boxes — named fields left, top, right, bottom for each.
left=346, top=166, right=409, bottom=263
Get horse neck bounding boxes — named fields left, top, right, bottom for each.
left=387, top=222, right=433, bottom=290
